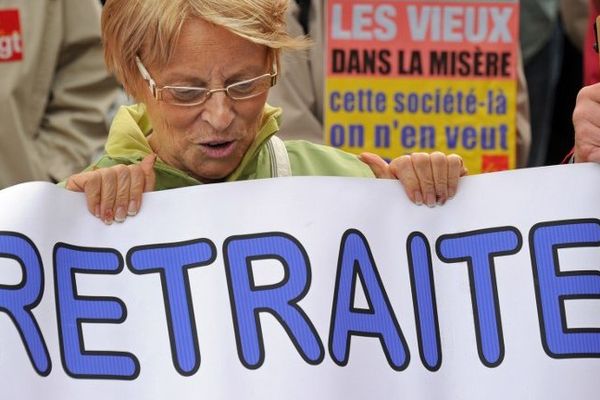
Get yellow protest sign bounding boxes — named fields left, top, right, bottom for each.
left=325, top=0, right=519, bottom=173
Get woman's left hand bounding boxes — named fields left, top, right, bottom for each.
left=360, top=151, right=468, bottom=207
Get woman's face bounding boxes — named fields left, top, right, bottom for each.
left=141, top=18, right=271, bottom=182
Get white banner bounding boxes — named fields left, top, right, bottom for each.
left=0, top=164, right=599, bottom=399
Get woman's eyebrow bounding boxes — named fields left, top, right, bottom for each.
left=161, top=73, right=208, bottom=86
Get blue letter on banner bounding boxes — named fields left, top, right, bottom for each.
left=54, top=243, right=139, bottom=379
left=436, top=227, right=522, bottom=367
left=407, top=232, right=441, bottom=371
left=329, top=229, right=409, bottom=370
left=223, top=232, right=324, bottom=369
left=530, top=219, right=600, bottom=358
left=0, top=232, right=50, bottom=375
left=128, top=239, right=216, bottom=376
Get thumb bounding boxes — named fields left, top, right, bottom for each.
left=140, top=153, right=157, bottom=192
left=65, top=173, right=87, bottom=192
left=359, top=152, right=394, bottom=179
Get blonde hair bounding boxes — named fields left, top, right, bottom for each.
left=102, top=0, right=308, bottom=97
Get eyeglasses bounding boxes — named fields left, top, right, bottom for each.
left=135, top=56, right=278, bottom=107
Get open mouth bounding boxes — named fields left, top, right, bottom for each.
left=199, top=140, right=235, bottom=157
left=205, top=141, right=231, bottom=149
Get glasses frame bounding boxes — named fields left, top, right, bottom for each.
left=135, top=55, right=278, bottom=107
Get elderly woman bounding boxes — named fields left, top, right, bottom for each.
left=66, top=0, right=467, bottom=225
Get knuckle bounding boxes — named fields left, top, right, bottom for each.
left=99, top=167, right=116, bottom=183
left=114, top=165, right=130, bottom=182
left=396, top=154, right=412, bottom=166
left=129, top=163, right=143, bottom=175
left=130, top=173, right=146, bottom=194
left=447, top=154, right=463, bottom=167
left=401, top=178, right=420, bottom=192
left=85, top=172, right=102, bottom=192
left=113, top=164, right=128, bottom=174
left=435, top=169, right=449, bottom=183
left=411, top=157, right=430, bottom=170
left=430, top=153, right=447, bottom=169
left=388, top=158, right=403, bottom=175
left=577, top=85, right=593, bottom=100
left=418, top=174, right=435, bottom=187
left=391, top=155, right=413, bottom=175
left=435, top=180, right=448, bottom=191
left=411, top=152, right=429, bottom=162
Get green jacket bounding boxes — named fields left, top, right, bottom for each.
left=86, top=103, right=374, bottom=190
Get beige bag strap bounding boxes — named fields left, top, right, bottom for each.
left=266, top=135, right=292, bottom=177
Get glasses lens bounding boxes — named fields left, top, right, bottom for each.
left=163, top=87, right=209, bottom=105
left=228, top=75, right=273, bottom=100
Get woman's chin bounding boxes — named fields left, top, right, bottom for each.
left=188, top=159, right=240, bottom=183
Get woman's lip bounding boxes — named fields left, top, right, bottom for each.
left=198, top=140, right=236, bottom=158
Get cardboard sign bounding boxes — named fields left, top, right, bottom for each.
left=325, top=0, right=519, bottom=173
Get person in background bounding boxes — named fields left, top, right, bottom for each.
left=566, top=0, right=600, bottom=164
left=0, top=0, right=121, bottom=188
left=520, top=0, right=564, bottom=167
left=543, top=0, right=588, bottom=165
left=573, top=0, right=600, bottom=166
left=64, top=0, right=468, bottom=225
left=583, top=0, right=600, bottom=86
left=268, top=0, right=532, bottom=168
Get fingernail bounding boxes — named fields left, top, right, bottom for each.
left=94, top=205, right=101, bottom=218
left=115, top=207, right=126, bottom=223
left=414, top=191, right=423, bottom=206
left=448, top=188, right=456, bottom=199
left=426, top=193, right=436, bottom=208
left=128, top=200, right=138, bottom=216
left=103, top=210, right=113, bottom=225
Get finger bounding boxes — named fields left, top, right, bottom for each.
left=127, top=165, right=145, bottom=217
left=67, top=172, right=102, bottom=217
left=113, top=165, right=132, bottom=223
left=587, top=149, right=600, bottom=163
left=447, top=154, right=464, bottom=198
left=358, top=152, right=395, bottom=179
left=573, top=85, right=600, bottom=162
left=430, top=152, right=449, bottom=205
left=574, top=119, right=600, bottom=163
left=389, top=155, right=423, bottom=205
left=140, top=153, right=157, bottom=192
left=65, top=174, right=85, bottom=192
left=576, top=82, right=600, bottom=104
left=411, top=153, right=436, bottom=207
left=99, top=168, right=118, bottom=225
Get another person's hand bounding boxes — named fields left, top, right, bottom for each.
left=65, top=154, right=157, bottom=224
left=360, top=151, right=468, bottom=207
left=573, top=83, right=600, bottom=163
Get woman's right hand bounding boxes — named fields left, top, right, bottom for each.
left=65, top=154, right=157, bottom=224
left=573, top=83, right=600, bottom=163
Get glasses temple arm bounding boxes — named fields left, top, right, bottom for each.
left=135, top=56, right=158, bottom=97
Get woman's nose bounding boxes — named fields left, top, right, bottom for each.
left=200, top=91, right=235, bottom=132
